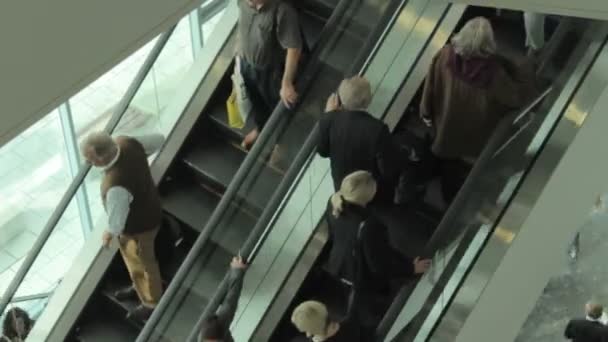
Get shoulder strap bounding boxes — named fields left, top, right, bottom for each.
left=342, top=220, right=366, bottom=321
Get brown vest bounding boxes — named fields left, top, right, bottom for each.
left=101, top=136, right=162, bottom=235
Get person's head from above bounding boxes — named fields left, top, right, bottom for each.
left=330, top=170, right=377, bottom=217
left=586, top=302, right=604, bottom=320
left=200, top=315, right=226, bottom=342
left=3, top=307, right=33, bottom=339
left=246, top=0, right=269, bottom=8
left=291, top=300, right=339, bottom=341
left=327, top=76, right=372, bottom=112
left=80, top=131, right=119, bottom=168
left=451, top=16, right=496, bottom=58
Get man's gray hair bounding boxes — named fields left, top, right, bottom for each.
left=80, top=131, right=117, bottom=161
left=451, top=17, right=496, bottom=58
left=337, top=76, right=372, bottom=110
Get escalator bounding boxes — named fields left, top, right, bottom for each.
left=220, top=6, right=604, bottom=342
left=379, top=13, right=607, bottom=342
left=55, top=0, right=408, bottom=341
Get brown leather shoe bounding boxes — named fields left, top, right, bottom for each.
left=127, top=305, right=153, bottom=321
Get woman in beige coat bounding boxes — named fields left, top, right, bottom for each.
left=420, top=16, right=537, bottom=202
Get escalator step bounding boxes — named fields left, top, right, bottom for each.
left=207, top=99, right=255, bottom=145
left=159, top=245, right=231, bottom=342
left=182, top=135, right=282, bottom=212
left=161, top=178, right=255, bottom=255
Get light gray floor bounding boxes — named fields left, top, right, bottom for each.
left=516, top=211, right=608, bottom=341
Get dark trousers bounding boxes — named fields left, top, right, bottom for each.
left=438, top=158, right=472, bottom=204
left=240, top=59, right=281, bottom=129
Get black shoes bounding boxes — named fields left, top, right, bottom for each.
left=127, top=305, right=154, bottom=321
left=114, top=286, right=138, bottom=301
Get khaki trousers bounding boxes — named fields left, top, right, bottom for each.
left=119, top=227, right=163, bottom=308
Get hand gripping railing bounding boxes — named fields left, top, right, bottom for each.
left=0, top=24, right=178, bottom=316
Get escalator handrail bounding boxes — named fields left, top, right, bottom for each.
left=182, top=1, right=415, bottom=341
left=375, top=86, right=553, bottom=341
left=0, top=24, right=178, bottom=316
left=137, top=1, right=364, bottom=339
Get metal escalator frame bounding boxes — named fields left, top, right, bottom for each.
left=0, top=24, right=178, bottom=318
left=219, top=1, right=466, bottom=341
left=136, top=0, right=366, bottom=339
left=391, top=23, right=608, bottom=342
left=185, top=0, right=433, bottom=339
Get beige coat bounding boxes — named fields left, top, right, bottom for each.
left=420, top=45, right=538, bottom=160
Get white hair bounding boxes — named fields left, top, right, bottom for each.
left=451, top=17, right=496, bottom=58
left=80, top=131, right=117, bottom=164
left=337, top=76, right=372, bottom=110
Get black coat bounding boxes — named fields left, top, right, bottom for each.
left=565, top=319, right=608, bottom=342
left=324, top=201, right=414, bottom=290
left=318, top=110, right=401, bottom=197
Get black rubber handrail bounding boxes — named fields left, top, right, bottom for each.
left=181, top=0, right=414, bottom=341
left=0, top=24, right=178, bottom=316
left=375, top=86, right=553, bottom=341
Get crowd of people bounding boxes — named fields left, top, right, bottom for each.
left=1, top=1, right=544, bottom=341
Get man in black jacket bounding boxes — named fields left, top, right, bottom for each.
left=318, top=76, right=403, bottom=204
left=565, top=302, right=608, bottom=342
left=199, top=256, right=247, bottom=342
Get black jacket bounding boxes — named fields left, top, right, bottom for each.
left=318, top=110, right=400, bottom=194
left=565, top=319, right=608, bottom=342
left=325, top=201, right=414, bottom=289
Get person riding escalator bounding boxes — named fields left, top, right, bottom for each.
left=420, top=17, right=538, bottom=203
left=290, top=171, right=432, bottom=341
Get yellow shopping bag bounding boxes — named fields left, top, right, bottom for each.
left=226, top=88, right=245, bottom=129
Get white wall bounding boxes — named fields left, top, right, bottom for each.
left=451, top=0, right=608, bottom=19
left=0, top=0, right=202, bottom=148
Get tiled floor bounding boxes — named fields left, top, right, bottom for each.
left=0, top=8, right=228, bottom=308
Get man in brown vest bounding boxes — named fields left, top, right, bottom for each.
left=80, top=131, right=164, bottom=321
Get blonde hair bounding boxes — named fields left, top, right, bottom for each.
left=330, top=170, right=377, bottom=217
left=80, top=131, right=117, bottom=164
left=337, top=76, right=372, bottom=110
left=451, top=17, right=496, bottom=58
left=291, top=301, right=329, bottom=336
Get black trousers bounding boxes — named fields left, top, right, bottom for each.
left=438, top=158, right=472, bottom=204
left=240, top=59, right=282, bottom=129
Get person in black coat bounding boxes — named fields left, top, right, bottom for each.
left=318, top=76, right=404, bottom=204
left=291, top=300, right=364, bottom=342
left=325, top=170, right=432, bottom=289
left=565, top=302, right=608, bottom=342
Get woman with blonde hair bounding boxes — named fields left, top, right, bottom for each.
left=324, top=171, right=431, bottom=329
left=420, top=16, right=538, bottom=202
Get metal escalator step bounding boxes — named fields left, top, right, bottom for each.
left=207, top=97, right=255, bottom=144
left=160, top=245, right=231, bottom=342
left=182, top=135, right=282, bottom=212
left=161, top=179, right=255, bottom=255
left=74, top=318, right=139, bottom=342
